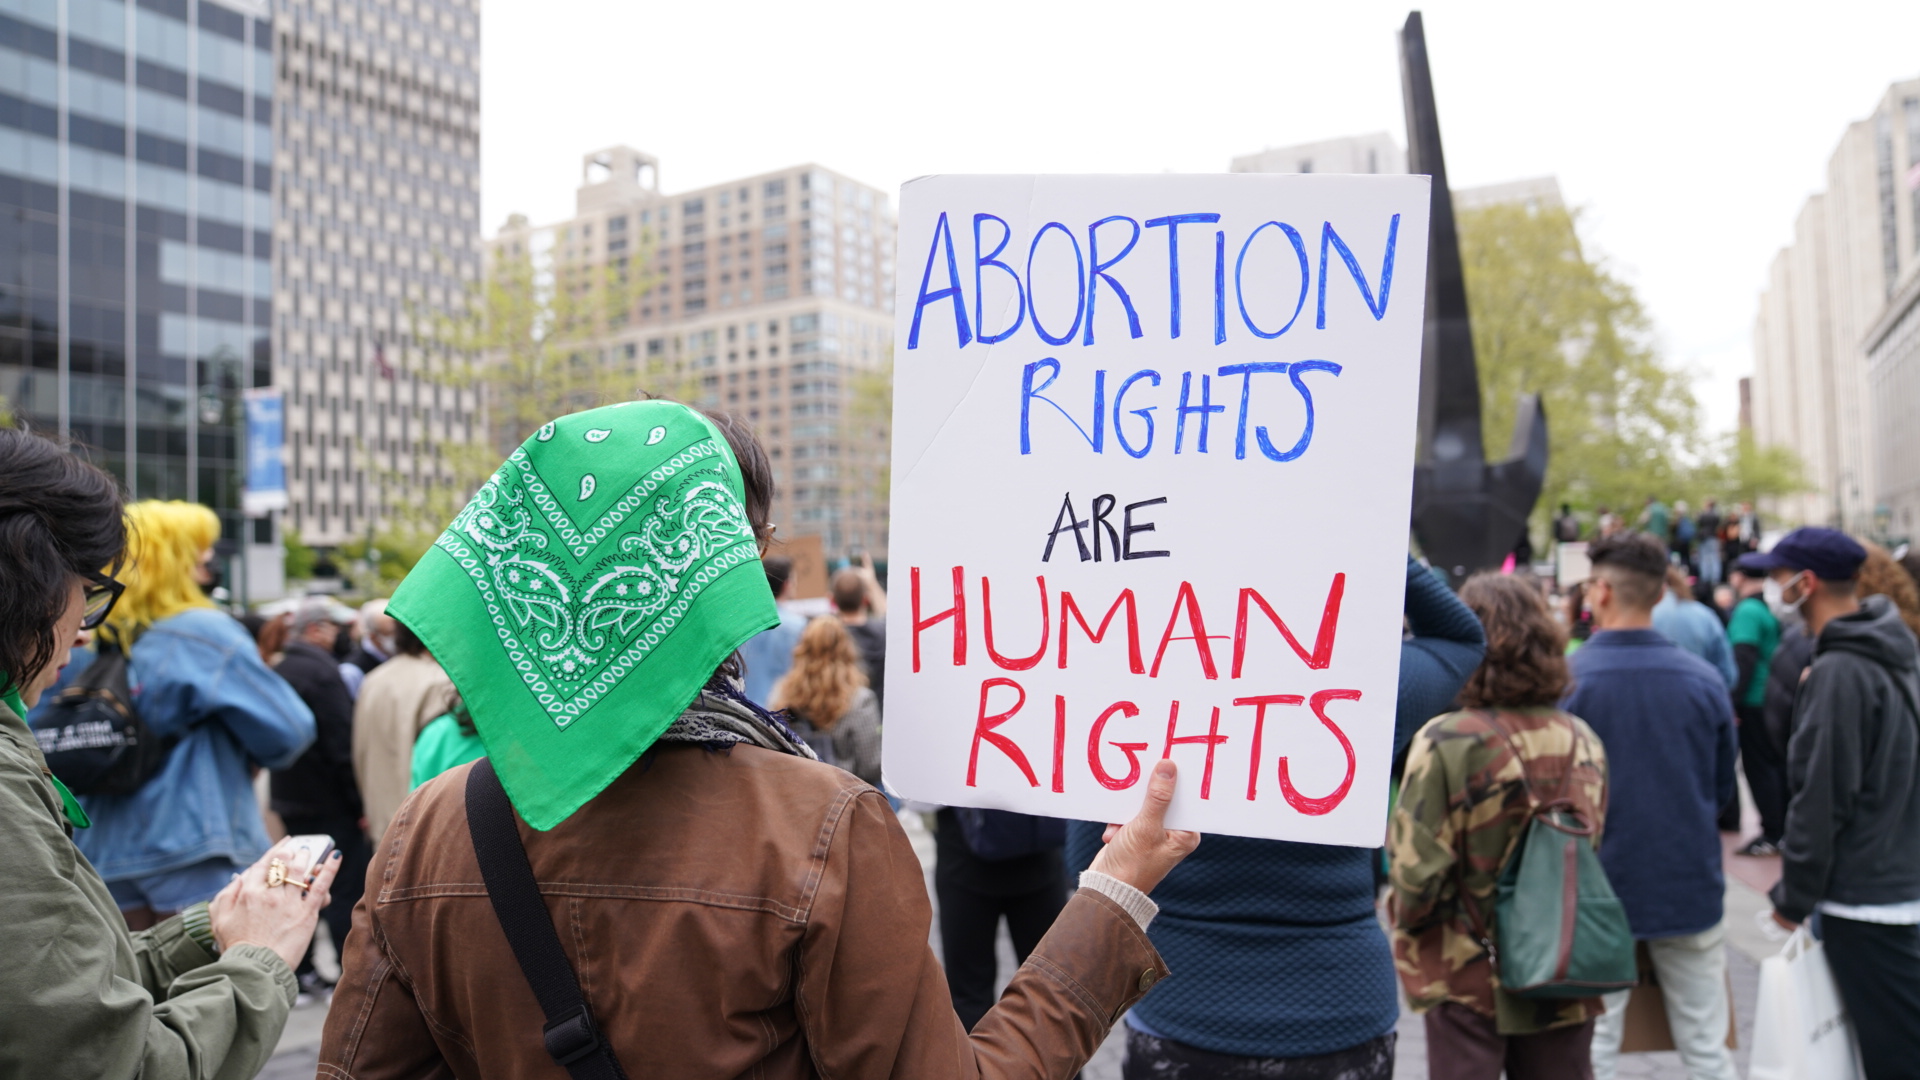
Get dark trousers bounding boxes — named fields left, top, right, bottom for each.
left=1736, top=704, right=1790, bottom=842
left=1423, top=1002, right=1593, bottom=1080
left=1821, top=916, right=1920, bottom=1079
left=1123, top=1027, right=1395, bottom=1079
left=935, top=871, right=1066, bottom=1030
left=279, top=813, right=370, bottom=971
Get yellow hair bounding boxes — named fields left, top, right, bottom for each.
left=104, top=500, right=218, bottom=643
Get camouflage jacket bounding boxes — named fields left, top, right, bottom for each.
left=1388, top=707, right=1609, bottom=1034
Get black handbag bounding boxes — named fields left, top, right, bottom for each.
left=30, top=641, right=176, bottom=796
left=466, top=759, right=630, bottom=1080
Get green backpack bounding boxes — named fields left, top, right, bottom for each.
left=1460, top=712, right=1638, bottom=999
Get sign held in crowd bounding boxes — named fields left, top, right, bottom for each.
left=883, top=174, right=1433, bottom=845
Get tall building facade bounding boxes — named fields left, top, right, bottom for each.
left=271, top=0, right=480, bottom=552
left=489, top=147, right=895, bottom=558
left=1753, top=77, right=1920, bottom=531
left=0, top=0, right=273, bottom=549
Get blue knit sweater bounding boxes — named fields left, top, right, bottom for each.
left=1067, top=557, right=1484, bottom=1058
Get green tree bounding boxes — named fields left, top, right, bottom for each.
left=283, top=527, right=317, bottom=581
left=1459, top=201, right=1706, bottom=528
left=1694, top=429, right=1811, bottom=508
left=338, top=529, right=436, bottom=597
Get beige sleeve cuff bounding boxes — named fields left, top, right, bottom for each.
left=1078, top=871, right=1159, bottom=931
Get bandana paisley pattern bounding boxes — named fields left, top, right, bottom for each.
left=435, top=435, right=759, bottom=730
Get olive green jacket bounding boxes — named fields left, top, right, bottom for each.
left=0, top=701, right=296, bottom=1079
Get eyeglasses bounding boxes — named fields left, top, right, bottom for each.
left=79, top=571, right=125, bottom=631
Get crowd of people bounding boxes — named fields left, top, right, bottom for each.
left=1, top=412, right=1916, bottom=1080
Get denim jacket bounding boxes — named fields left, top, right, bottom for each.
left=36, top=608, right=315, bottom=882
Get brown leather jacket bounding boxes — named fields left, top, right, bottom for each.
left=318, top=744, right=1168, bottom=1078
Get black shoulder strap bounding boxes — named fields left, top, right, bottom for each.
left=465, top=759, right=630, bottom=1080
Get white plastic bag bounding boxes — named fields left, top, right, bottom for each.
left=1748, top=925, right=1864, bottom=1080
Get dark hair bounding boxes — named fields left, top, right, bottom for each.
left=762, top=554, right=793, bottom=596
left=1457, top=572, right=1571, bottom=708
left=1587, top=531, right=1668, bottom=610
left=392, top=618, right=428, bottom=657
left=0, top=430, right=126, bottom=692
left=831, top=568, right=866, bottom=614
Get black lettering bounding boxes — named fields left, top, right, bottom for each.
left=1041, top=493, right=1093, bottom=562
left=1122, top=497, right=1170, bottom=560
left=1091, top=494, right=1120, bottom=562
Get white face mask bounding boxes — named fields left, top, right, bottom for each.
left=1763, top=575, right=1807, bottom=619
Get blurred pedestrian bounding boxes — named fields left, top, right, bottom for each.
left=42, top=501, right=315, bottom=929
left=740, top=555, right=806, bottom=707
left=833, top=554, right=888, bottom=709
left=319, top=401, right=1199, bottom=1078
left=1672, top=500, right=1695, bottom=564
left=345, top=598, right=395, bottom=677
left=1637, top=496, right=1670, bottom=546
left=255, top=610, right=291, bottom=667
left=350, top=619, right=454, bottom=844
left=1561, top=532, right=1737, bottom=1080
left=1596, top=506, right=1620, bottom=538
left=1392, top=572, right=1608, bottom=1080
left=1652, top=567, right=1737, bottom=690
left=1726, top=559, right=1786, bottom=854
left=269, top=600, right=369, bottom=993
left=770, top=616, right=881, bottom=786
left=1553, top=503, right=1581, bottom=544
left=408, top=695, right=484, bottom=790
left=1748, top=528, right=1920, bottom=1078
left=1070, top=555, right=1486, bottom=1080
left=1695, top=500, right=1724, bottom=584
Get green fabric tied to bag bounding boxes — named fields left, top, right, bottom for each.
left=1467, top=715, right=1638, bottom=999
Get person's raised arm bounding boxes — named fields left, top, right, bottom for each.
left=1395, top=557, right=1486, bottom=757
left=857, top=553, right=888, bottom=618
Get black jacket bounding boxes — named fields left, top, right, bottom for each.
left=269, top=640, right=362, bottom=820
left=1762, top=623, right=1815, bottom=754
left=1770, top=595, right=1920, bottom=921
left=345, top=644, right=387, bottom=676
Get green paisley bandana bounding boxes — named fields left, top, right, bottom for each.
left=389, top=400, right=776, bottom=830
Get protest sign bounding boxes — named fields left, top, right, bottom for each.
left=882, top=174, right=1432, bottom=845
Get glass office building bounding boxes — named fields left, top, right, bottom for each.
left=0, top=0, right=271, bottom=539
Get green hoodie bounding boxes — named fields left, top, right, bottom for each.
left=0, top=698, right=297, bottom=1079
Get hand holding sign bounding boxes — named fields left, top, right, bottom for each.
left=1089, top=759, right=1202, bottom=894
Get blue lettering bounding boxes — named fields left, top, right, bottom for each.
left=1213, top=230, right=1227, bottom=345
left=1021, top=358, right=1105, bottom=454
left=974, top=213, right=1026, bottom=345
left=1027, top=222, right=1086, bottom=347
left=1253, top=361, right=1343, bottom=461
left=1144, top=213, right=1219, bottom=339
left=1113, top=369, right=1161, bottom=459
left=1316, top=214, right=1400, bottom=329
left=908, top=211, right=973, bottom=350
left=1175, top=372, right=1224, bottom=453
left=1216, top=362, right=1289, bottom=461
left=1235, top=221, right=1310, bottom=339
left=1085, top=216, right=1144, bottom=345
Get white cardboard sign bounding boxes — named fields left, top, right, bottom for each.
left=883, top=174, right=1431, bottom=845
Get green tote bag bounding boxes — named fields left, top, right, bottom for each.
left=1463, top=713, right=1638, bottom=999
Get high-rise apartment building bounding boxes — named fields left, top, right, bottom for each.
left=1863, top=86, right=1920, bottom=537
left=0, top=0, right=273, bottom=560
left=271, top=0, right=480, bottom=552
left=1753, top=77, right=1920, bottom=531
left=489, top=146, right=896, bottom=558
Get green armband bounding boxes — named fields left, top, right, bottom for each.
left=180, top=901, right=220, bottom=958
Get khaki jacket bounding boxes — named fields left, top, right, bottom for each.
left=351, top=653, right=455, bottom=843
left=0, top=703, right=296, bottom=1080
left=320, top=744, right=1167, bottom=1079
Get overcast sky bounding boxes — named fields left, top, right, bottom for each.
left=481, top=0, right=1920, bottom=435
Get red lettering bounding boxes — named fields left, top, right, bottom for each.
left=967, top=677, right=1037, bottom=787
left=1277, top=689, right=1360, bottom=816
left=911, top=565, right=967, bottom=673
left=1233, top=694, right=1305, bottom=800
left=983, top=575, right=1049, bottom=671
left=1051, top=695, right=1066, bottom=793
left=1057, top=589, right=1144, bottom=673
left=1233, top=574, right=1345, bottom=677
left=1150, top=581, right=1224, bottom=679
left=1087, top=701, right=1149, bottom=790
left=1160, top=702, right=1229, bottom=800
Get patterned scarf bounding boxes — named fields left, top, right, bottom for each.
left=660, top=676, right=817, bottom=760
left=389, top=401, right=782, bottom=830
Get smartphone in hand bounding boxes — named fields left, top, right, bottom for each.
left=281, top=834, right=336, bottom=896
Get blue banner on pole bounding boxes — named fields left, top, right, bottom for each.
left=243, top=388, right=288, bottom=515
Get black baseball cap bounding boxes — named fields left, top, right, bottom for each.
left=1737, top=527, right=1867, bottom=582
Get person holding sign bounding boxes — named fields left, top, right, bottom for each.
left=319, top=401, right=1202, bottom=1079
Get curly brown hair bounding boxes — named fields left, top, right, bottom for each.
left=1456, top=572, right=1571, bottom=709
left=771, top=616, right=868, bottom=730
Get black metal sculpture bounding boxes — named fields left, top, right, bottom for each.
left=1400, top=10, right=1549, bottom=586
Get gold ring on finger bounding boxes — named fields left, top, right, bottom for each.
left=266, top=858, right=287, bottom=888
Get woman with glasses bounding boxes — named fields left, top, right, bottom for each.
left=37, top=498, right=318, bottom=930
left=0, top=429, right=342, bottom=1078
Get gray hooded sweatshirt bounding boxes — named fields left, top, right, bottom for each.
left=1771, top=594, right=1920, bottom=922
